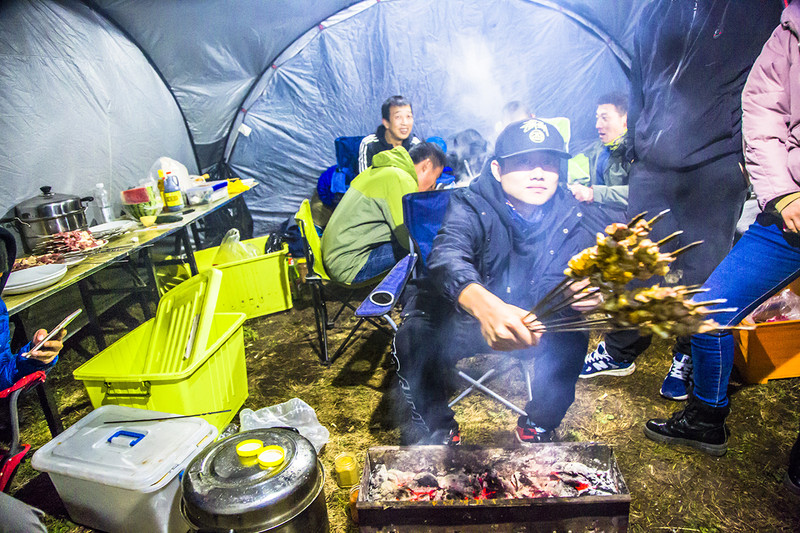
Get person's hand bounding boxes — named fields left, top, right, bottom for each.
left=458, top=284, right=542, bottom=351
left=568, top=279, right=603, bottom=312
left=569, top=183, right=594, bottom=203
left=782, top=198, right=800, bottom=233
left=26, top=328, right=66, bottom=364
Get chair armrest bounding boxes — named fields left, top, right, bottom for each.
left=0, top=370, right=46, bottom=399
left=355, top=253, right=417, bottom=317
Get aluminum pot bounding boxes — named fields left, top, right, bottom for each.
left=181, top=428, right=329, bottom=533
left=2, top=186, right=93, bottom=252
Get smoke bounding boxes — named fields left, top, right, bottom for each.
left=443, top=34, right=508, bottom=141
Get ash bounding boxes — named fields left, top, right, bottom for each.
left=368, top=460, right=618, bottom=502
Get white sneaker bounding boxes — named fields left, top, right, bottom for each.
left=579, top=341, right=636, bottom=378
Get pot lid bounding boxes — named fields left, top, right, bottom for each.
left=181, top=428, right=323, bottom=531
left=15, top=186, right=88, bottom=219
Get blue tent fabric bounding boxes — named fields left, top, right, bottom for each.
left=226, top=0, right=634, bottom=234
left=0, top=0, right=644, bottom=235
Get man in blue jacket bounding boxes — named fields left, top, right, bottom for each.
left=393, top=119, right=622, bottom=445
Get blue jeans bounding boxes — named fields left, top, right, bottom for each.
left=352, top=241, right=404, bottom=283
left=692, top=213, right=800, bottom=407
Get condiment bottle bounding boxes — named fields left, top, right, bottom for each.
left=163, top=171, right=184, bottom=212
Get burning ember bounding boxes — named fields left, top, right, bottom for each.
left=357, top=445, right=630, bottom=531
left=368, top=452, right=619, bottom=502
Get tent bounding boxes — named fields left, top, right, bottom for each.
left=1, top=0, right=646, bottom=236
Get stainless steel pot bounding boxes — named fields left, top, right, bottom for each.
left=2, top=186, right=93, bottom=252
left=181, top=428, right=329, bottom=533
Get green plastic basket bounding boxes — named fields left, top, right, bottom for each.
left=73, top=269, right=248, bottom=431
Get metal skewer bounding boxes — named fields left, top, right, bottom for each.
left=102, top=409, right=232, bottom=424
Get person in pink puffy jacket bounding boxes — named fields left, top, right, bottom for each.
left=643, top=2, right=800, bottom=496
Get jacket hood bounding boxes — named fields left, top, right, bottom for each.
left=371, top=146, right=417, bottom=183
left=783, top=2, right=800, bottom=36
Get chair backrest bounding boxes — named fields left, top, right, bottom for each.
left=402, top=189, right=455, bottom=274
left=294, top=199, right=330, bottom=280
left=0, top=228, right=16, bottom=293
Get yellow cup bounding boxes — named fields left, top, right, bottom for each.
left=334, top=452, right=360, bottom=488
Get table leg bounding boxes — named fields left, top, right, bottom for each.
left=78, top=279, right=106, bottom=350
left=180, top=227, right=199, bottom=275
left=9, top=315, right=27, bottom=354
left=35, top=382, right=63, bottom=437
left=191, top=222, right=202, bottom=250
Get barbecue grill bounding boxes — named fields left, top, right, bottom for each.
left=356, top=443, right=630, bottom=532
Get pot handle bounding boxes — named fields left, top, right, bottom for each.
left=80, top=196, right=94, bottom=204
left=0, top=216, right=30, bottom=227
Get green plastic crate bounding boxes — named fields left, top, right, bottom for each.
left=73, top=270, right=248, bottom=431
left=156, top=236, right=292, bottom=318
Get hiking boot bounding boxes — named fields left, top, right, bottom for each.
left=785, top=431, right=800, bottom=496
left=644, top=395, right=730, bottom=456
left=660, top=352, right=692, bottom=400
left=515, top=416, right=553, bottom=443
left=420, top=422, right=461, bottom=446
left=579, top=341, right=636, bottom=378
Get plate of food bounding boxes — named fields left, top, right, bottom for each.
left=3, top=263, right=67, bottom=295
left=12, top=253, right=65, bottom=272
left=34, top=230, right=108, bottom=257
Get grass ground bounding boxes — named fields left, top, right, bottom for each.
left=7, top=289, right=800, bottom=532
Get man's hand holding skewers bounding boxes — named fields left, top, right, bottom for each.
left=458, top=283, right=543, bottom=351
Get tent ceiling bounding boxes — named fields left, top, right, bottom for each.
left=225, top=0, right=642, bottom=233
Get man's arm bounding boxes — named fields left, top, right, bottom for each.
left=590, top=183, right=628, bottom=208
left=358, top=135, right=374, bottom=174
left=457, top=283, right=541, bottom=351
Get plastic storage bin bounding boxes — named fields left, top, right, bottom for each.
left=734, top=318, right=800, bottom=384
left=192, top=237, right=292, bottom=318
left=73, top=269, right=248, bottom=431
left=31, top=405, right=217, bottom=533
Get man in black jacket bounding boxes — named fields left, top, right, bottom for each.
left=579, top=0, right=783, bottom=401
left=358, top=95, right=421, bottom=173
left=393, top=119, right=621, bottom=445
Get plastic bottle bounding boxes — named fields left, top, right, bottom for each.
left=157, top=169, right=166, bottom=204
left=163, top=170, right=184, bottom=212
left=93, top=183, right=113, bottom=223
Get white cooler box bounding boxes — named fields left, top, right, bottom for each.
left=32, top=405, right=218, bottom=533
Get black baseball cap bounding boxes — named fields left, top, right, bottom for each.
left=494, top=118, right=571, bottom=160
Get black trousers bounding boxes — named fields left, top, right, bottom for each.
left=606, top=153, right=748, bottom=362
left=393, top=304, right=589, bottom=434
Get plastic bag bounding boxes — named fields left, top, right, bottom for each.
left=239, top=398, right=330, bottom=453
left=212, top=228, right=258, bottom=265
left=147, top=156, right=191, bottom=191
left=749, top=287, right=800, bottom=323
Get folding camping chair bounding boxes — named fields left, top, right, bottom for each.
left=294, top=199, right=392, bottom=364
left=0, top=371, right=46, bottom=492
left=358, top=189, right=533, bottom=417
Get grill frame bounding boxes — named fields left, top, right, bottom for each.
left=356, top=443, right=631, bottom=533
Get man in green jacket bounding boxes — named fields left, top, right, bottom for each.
left=321, top=143, right=445, bottom=285
left=568, top=92, right=631, bottom=210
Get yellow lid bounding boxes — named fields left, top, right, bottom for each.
left=158, top=169, right=165, bottom=178
left=257, top=445, right=285, bottom=468
left=235, top=439, right=264, bottom=458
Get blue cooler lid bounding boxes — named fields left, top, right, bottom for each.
left=31, top=405, right=217, bottom=492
